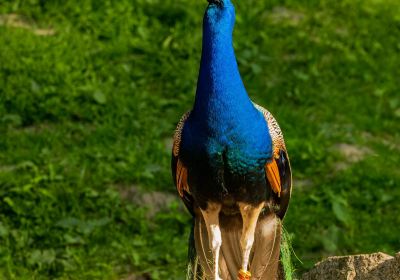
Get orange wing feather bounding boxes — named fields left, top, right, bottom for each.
left=265, top=159, right=281, bottom=197
left=176, top=158, right=189, bottom=197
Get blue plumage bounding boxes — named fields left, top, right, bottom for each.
left=182, top=0, right=272, bottom=175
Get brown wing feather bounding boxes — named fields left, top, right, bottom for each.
left=175, top=158, right=189, bottom=197
left=171, top=112, right=194, bottom=214
left=172, top=111, right=190, bottom=158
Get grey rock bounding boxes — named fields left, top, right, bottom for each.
left=302, top=252, right=400, bottom=280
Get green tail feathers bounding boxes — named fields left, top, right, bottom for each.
left=280, top=227, right=296, bottom=280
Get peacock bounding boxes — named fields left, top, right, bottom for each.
left=171, top=0, right=292, bottom=279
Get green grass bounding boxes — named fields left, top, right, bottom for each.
left=0, top=0, right=399, bottom=279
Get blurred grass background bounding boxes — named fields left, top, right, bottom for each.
left=0, top=0, right=399, bottom=279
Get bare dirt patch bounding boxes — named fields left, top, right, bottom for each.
left=117, top=185, right=180, bottom=217
left=266, top=7, right=305, bottom=26
left=333, top=143, right=373, bottom=171
left=0, top=13, right=55, bottom=36
left=335, top=143, right=373, bottom=162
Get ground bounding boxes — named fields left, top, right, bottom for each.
left=0, top=0, right=399, bottom=279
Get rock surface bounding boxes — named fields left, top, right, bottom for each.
left=301, top=252, right=400, bottom=280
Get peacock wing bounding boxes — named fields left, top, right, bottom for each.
left=171, top=111, right=194, bottom=215
left=254, top=103, right=293, bottom=220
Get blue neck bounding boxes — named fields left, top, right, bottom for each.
left=193, top=2, right=254, bottom=123
left=182, top=1, right=273, bottom=169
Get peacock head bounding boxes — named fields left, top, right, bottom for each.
left=204, top=0, right=236, bottom=35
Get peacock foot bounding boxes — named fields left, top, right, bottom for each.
left=237, top=269, right=251, bottom=280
